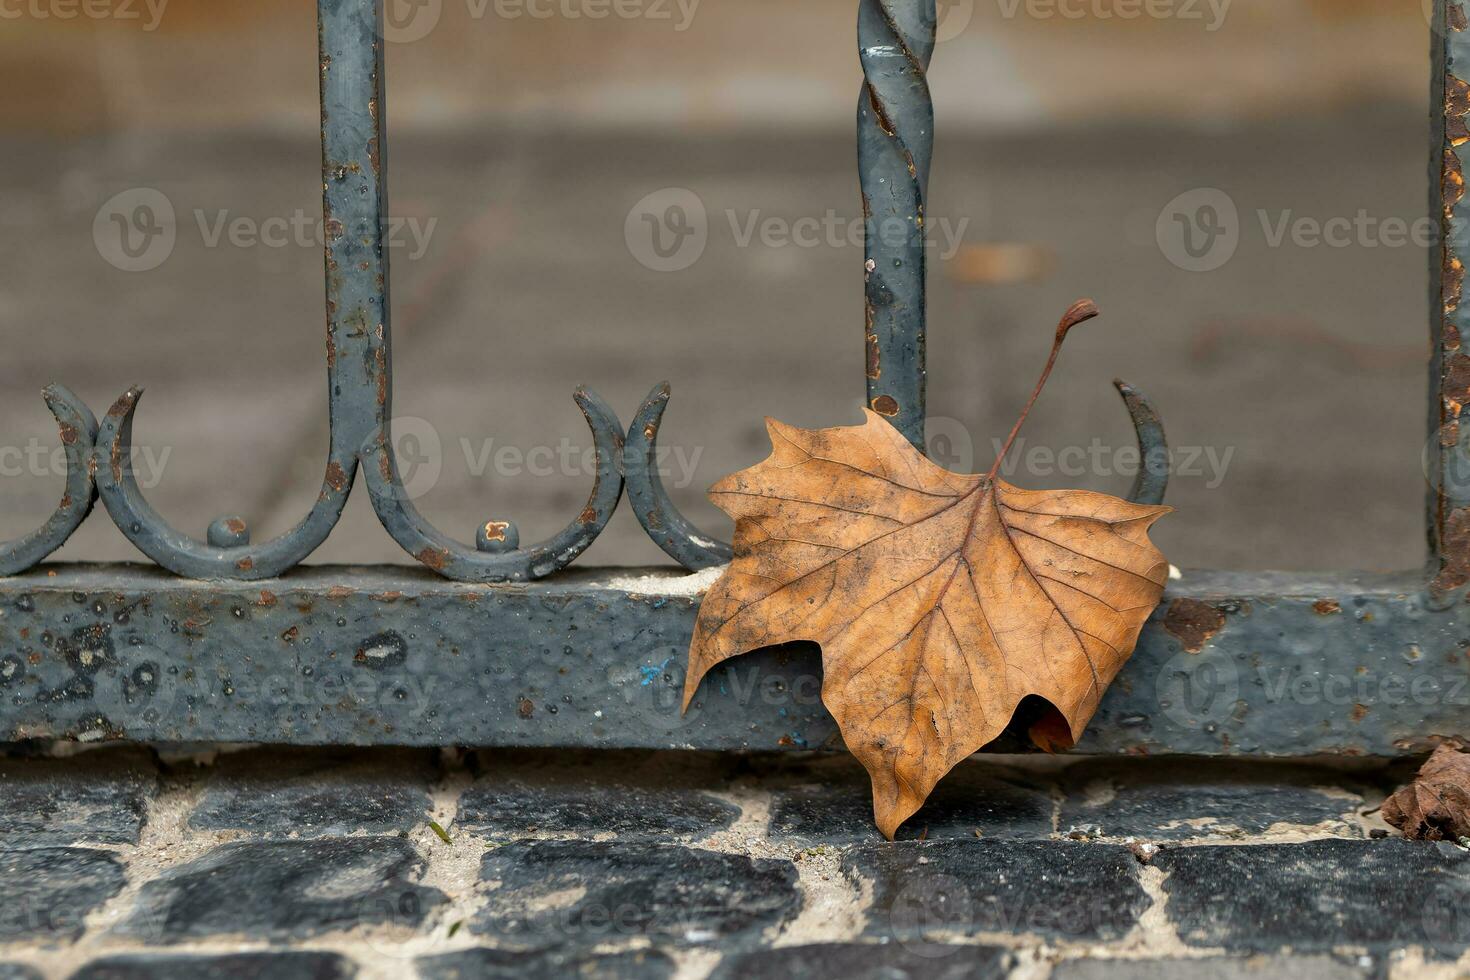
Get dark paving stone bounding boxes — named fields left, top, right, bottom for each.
left=0, top=847, right=126, bottom=942
left=1059, top=761, right=1361, bottom=840
left=844, top=839, right=1150, bottom=943
left=187, top=748, right=435, bottom=838
left=1155, top=838, right=1470, bottom=955
left=70, top=952, right=356, bottom=980
left=1052, top=956, right=1375, bottom=979
left=472, top=840, right=801, bottom=949
left=768, top=759, right=1054, bottom=843
left=115, top=837, right=444, bottom=944
left=709, top=942, right=1013, bottom=979
left=417, top=947, right=675, bottom=980
left=459, top=779, right=738, bottom=841
left=0, top=749, right=157, bottom=847
left=460, top=750, right=740, bottom=840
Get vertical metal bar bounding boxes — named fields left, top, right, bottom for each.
left=320, top=0, right=392, bottom=453
left=858, top=0, right=936, bottom=451
left=1432, top=0, right=1470, bottom=594
left=87, top=0, right=390, bottom=579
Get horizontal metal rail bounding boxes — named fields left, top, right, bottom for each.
left=0, top=565, right=1456, bottom=756
left=0, top=0, right=1464, bottom=756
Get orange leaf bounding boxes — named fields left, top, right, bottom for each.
left=682, top=301, right=1171, bottom=840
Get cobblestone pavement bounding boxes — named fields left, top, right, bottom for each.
left=0, top=746, right=1463, bottom=979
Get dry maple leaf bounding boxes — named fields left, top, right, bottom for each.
left=683, top=300, right=1172, bottom=839
left=1383, top=744, right=1470, bottom=841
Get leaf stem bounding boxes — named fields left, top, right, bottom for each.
left=986, top=299, right=1099, bottom=483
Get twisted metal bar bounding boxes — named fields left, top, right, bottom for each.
left=623, top=0, right=1168, bottom=568
left=859, top=0, right=935, bottom=450
left=0, top=386, right=98, bottom=575
left=93, top=0, right=385, bottom=579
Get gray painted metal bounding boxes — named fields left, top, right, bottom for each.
left=858, top=0, right=935, bottom=449
left=623, top=384, right=735, bottom=571
left=0, top=565, right=1458, bottom=756
left=621, top=380, right=1172, bottom=572
left=0, top=1, right=1462, bottom=757
left=0, top=387, right=96, bottom=575
left=86, top=0, right=624, bottom=583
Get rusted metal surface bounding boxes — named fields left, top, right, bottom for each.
left=620, top=3, right=1169, bottom=568
left=622, top=384, right=734, bottom=571
left=5, top=0, right=1168, bottom=586
left=89, top=0, right=384, bottom=579
left=0, top=387, right=97, bottom=575
left=1162, top=599, right=1226, bottom=654
left=82, top=0, right=623, bottom=583
left=362, top=387, right=625, bottom=581
left=623, top=377, right=1170, bottom=571
left=0, top=565, right=1458, bottom=757
left=858, top=0, right=934, bottom=449
left=1435, top=0, right=1470, bottom=604
left=0, top=1, right=1459, bottom=760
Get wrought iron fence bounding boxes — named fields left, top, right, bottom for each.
left=0, top=0, right=1465, bottom=755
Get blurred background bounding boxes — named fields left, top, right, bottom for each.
left=0, top=0, right=1435, bottom=571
